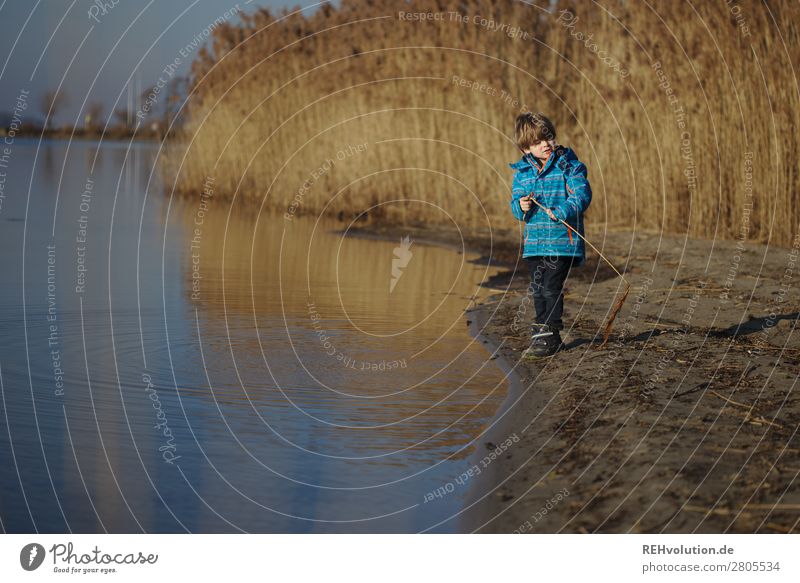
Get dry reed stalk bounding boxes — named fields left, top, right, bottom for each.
left=709, top=390, right=784, bottom=429
left=166, top=0, right=800, bottom=248
left=709, top=390, right=750, bottom=409
left=682, top=505, right=738, bottom=517
left=744, top=504, right=800, bottom=511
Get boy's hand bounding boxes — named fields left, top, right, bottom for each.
left=519, top=195, right=557, bottom=221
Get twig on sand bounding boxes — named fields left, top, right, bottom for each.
left=743, top=344, right=800, bottom=354
left=673, top=382, right=711, bottom=399
left=709, top=390, right=750, bottom=409
left=646, top=287, right=725, bottom=293
left=744, top=504, right=800, bottom=511
left=709, top=390, right=784, bottom=428
left=682, top=505, right=738, bottom=517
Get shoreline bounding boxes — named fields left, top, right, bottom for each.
left=457, top=303, right=562, bottom=533
left=340, top=220, right=531, bottom=531
left=345, top=221, right=800, bottom=533
left=458, top=230, right=800, bottom=533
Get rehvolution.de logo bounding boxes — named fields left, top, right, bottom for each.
left=20, top=543, right=46, bottom=571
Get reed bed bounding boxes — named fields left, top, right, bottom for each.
left=163, top=0, right=799, bottom=247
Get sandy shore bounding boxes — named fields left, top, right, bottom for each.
left=460, top=229, right=800, bottom=533
left=346, top=222, right=800, bottom=533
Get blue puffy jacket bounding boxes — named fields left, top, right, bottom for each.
left=509, top=145, right=592, bottom=266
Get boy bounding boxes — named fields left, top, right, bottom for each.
left=509, top=113, right=592, bottom=357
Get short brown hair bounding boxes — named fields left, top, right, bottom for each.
left=515, top=112, right=556, bottom=150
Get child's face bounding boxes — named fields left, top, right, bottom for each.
left=525, top=139, right=556, bottom=161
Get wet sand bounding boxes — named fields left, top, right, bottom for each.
left=349, top=222, right=800, bottom=533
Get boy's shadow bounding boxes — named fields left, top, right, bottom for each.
left=561, top=311, right=799, bottom=351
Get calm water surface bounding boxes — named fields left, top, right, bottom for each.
left=0, top=139, right=508, bottom=532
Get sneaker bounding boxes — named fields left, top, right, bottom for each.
left=522, top=324, right=561, bottom=358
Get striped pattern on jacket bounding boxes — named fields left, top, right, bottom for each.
left=508, top=145, right=592, bottom=265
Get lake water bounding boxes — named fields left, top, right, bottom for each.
left=0, top=139, right=508, bottom=533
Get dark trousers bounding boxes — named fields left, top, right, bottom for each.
left=524, top=255, right=575, bottom=331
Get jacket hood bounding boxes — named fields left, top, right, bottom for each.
left=509, top=145, right=577, bottom=172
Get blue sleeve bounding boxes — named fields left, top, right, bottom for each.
left=552, top=161, right=592, bottom=223
left=509, top=172, right=534, bottom=222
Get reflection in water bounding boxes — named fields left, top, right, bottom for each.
left=0, top=140, right=509, bottom=533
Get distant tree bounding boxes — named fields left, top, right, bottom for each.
left=113, top=108, right=132, bottom=130
left=138, top=84, right=159, bottom=118
left=164, top=76, right=188, bottom=129
left=40, top=89, right=68, bottom=131
left=85, top=101, right=104, bottom=131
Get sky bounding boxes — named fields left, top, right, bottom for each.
left=0, top=0, right=336, bottom=127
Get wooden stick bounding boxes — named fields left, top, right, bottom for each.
left=744, top=504, right=800, bottom=511
left=528, top=196, right=628, bottom=279
left=709, top=390, right=751, bottom=409
left=709, top=390, right=784, bottom=428
left=682, top=505, right=736, bottom=516
left=524, top=191, right=631, bottom=348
